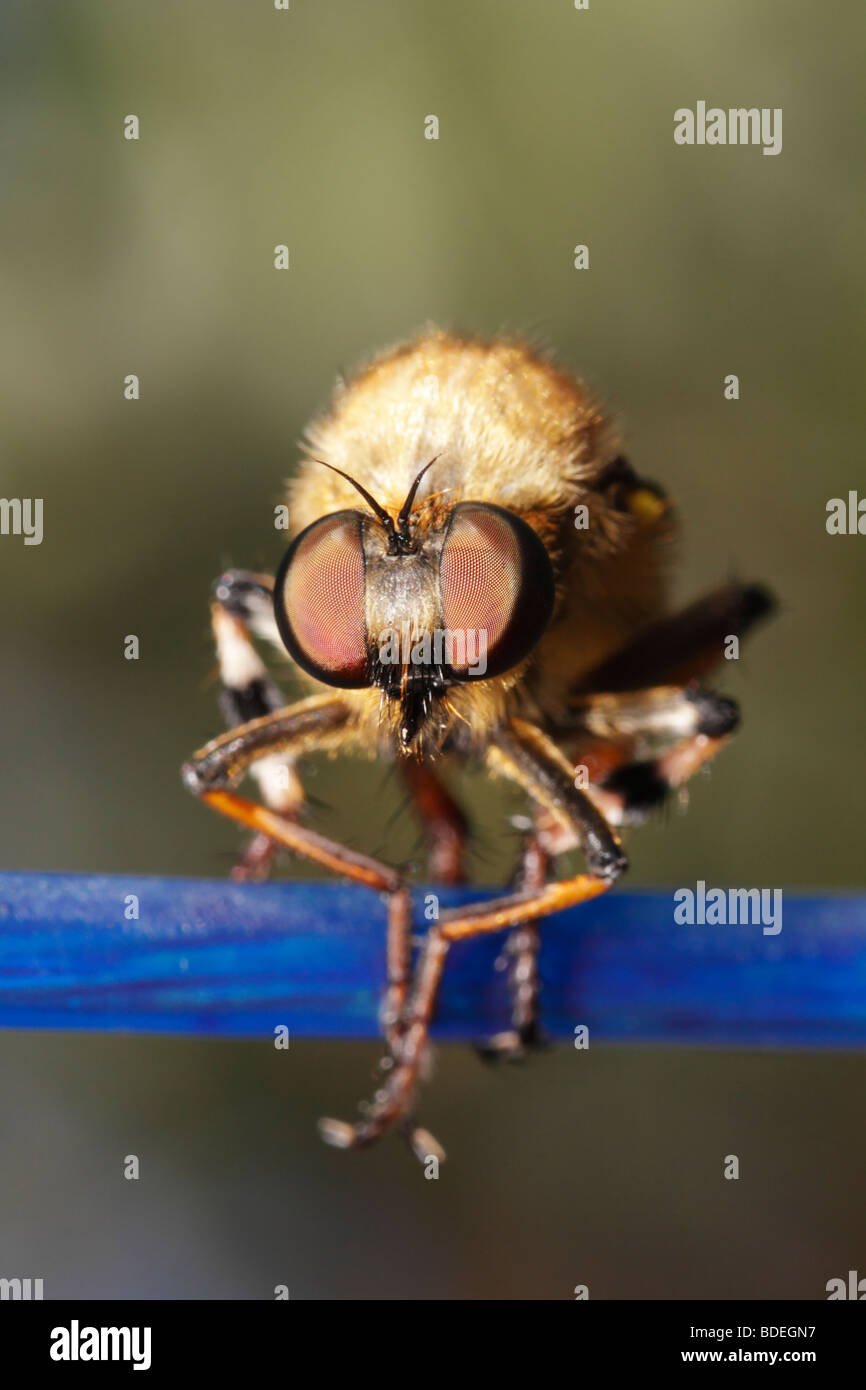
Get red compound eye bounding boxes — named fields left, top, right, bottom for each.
left=274, top=511, right=370, bottom=687
left=439, top=503, right=555, bottom=679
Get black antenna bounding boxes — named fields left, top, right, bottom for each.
left=395, top=455, right=440, bottom=546
left=314, top=454, right=440, bottom=555
left=313, top=460, right=398, bottom=549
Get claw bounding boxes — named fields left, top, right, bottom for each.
left=476, top=1029, right=527, bottom=1064
left=476, top=1025, right=548, bottom=1064
left=405, top=1125, right=446, bottom=1165
left=317, top=1117, right=358, bottom=1150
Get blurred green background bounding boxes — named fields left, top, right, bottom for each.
left=1, top=0, right=864, bottom=1298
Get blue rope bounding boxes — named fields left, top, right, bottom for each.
left=0, top=871, right=864, bottom=1044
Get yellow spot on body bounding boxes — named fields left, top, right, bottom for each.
left=627, top=488, right=666, bottom=524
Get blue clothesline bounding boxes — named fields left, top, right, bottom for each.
left=0, top=871, right=864, bottom=1045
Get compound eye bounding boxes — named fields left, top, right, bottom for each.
left=274, top=511, right=369, bottom=687
left=439, top=503, right=555, bottom=680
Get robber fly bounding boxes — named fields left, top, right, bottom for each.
left=183, top=330, right=774, bottom=1162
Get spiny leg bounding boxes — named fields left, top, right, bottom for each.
left=393, top=760, right=469, bottom=1125
left=209, top=570, right=300, bottom=881
left=478, top=834, right=549, bottom=1063
left=183, top=696, right=416, bottom=1064
left=597, top=730, right=736, bottom=827
left=480, top=717, right=626, bottom=1057
left=318, top=681, right=756, bottom=1154
left=563, top=683, right=740, bottom=748
left=380, top=882, right=413, bottom=1060
left=480, top=716, right=627, bottom=1056
left=400, top=759, right=468, bottom=884
left=344, top=758, right=468, bottom=1148
left=318, top=721, right=627, bottom=1155
left=574, top=580, right=775, bottom=694
left=200, top=786, right=416, bottom=1064
left=321, top=870, right=619, bottom=1156
left=541, top=683, right=742, bottom=841
left=320, top=924, right=452, bottom=1162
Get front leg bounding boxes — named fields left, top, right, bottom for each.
left=477, top=834, right=549, bottom=1062
left=183, top=697, right=420, bottom=1125
left=318, top=721, right=626, bottom=1157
